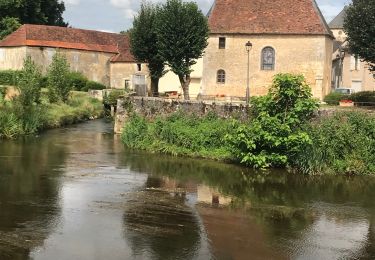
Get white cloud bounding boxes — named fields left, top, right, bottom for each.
left=64, top=0, right=81, bottom=5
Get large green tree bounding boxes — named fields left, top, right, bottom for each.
left=156, top=0, right=209, bottom=100
left=344, top=0, right=375, bottom=73
left=130, top=2, right=165, bottom=97
left=0, top=0, right=67, bottom=39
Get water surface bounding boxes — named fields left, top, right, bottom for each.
left=0, top=120, right=374, bottom=260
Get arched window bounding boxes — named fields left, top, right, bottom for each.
left=217, top=70, right=226, bottom=84
left=261, top=47, right=275, bottom=70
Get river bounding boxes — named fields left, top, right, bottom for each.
left=0, top=119, right=374, bottom=260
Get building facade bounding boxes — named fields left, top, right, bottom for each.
left=330, top=8, right=375, bottom=92
left=201, top=0, right=334, bottom=101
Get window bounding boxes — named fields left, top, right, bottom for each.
left=137, top=63, right=142, bottom=71
left=217, top=70, right=226, bottom=84
left=125, top=79, right=130, bottom=90
left=219, top=37, right=226, bottom=49
left=261, top=47, right=275, bottom=70
left=351, top=55, right=361, bottom=71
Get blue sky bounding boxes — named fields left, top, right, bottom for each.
left=63, top=0, right=350, bottom=33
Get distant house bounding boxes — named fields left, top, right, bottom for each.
left=329, top=8, right=375, bottom=92
left=0, top=24, right=147, bottom=89
left=201, top=0, right=334, bottom=100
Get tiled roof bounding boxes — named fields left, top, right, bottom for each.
left=208, top=0, right=332, bottom=37
left=0, top=24, right=135, bottom=62
left=329, top=8, right=346, bottom=29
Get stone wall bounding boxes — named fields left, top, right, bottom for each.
left=202, top=34, right=333, bottom=100
left=114, top=97, right=249, bottom=133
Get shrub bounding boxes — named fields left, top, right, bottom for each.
left=83, top=81, right=107, bottom=92
left=0, top=70, right=20, bottom=86
left=47, top=53, right=72, bottom=103
left=103, top=90, right=125, bottom=106
left=324, top=92, right=349, bottom=105
left=226, top=73, right=319, bottom=168
left=294, top=111, right=375, bottom=175
left=16, top=56, right=43, bottom=107
left=349, top=91, right=375, bottom=105
left=69, top=71, right=88, bottom=91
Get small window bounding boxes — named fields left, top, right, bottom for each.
left=125, top=79, right=130, bottom=90
left=137, top=64, right=142, bottom=71
left=219, top=37, right=226, bottom=49
left=217, top=70, right=226, bottom=84
left=261, top=47, right=275, bottom=70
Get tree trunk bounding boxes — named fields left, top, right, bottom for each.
left=151, top=77, right=159, bottom=97
left=178, top=74, right=191, bottom=100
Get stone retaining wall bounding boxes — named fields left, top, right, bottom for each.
left=114, top=97, right=249, bottom=133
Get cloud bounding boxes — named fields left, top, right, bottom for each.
left=65, top=0, right=80, bottom=5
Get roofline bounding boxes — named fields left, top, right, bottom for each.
left=311, top=0, right=334, bottom=38
left=209, top=32, right=335, bottom=39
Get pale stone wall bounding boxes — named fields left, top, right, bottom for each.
left=0, top=47, right=27, bottom=70
left=341, top=53, right=375, bottom=92
left=159, top=59, right=203, bottom=99
left=331, top=29, right=347, bottom=43
left=110, top=62, right=149, bottom=89
left=202, top=35, right=333, bottom=100
left=26, top=47, right=114, bottom=86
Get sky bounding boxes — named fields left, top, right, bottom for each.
left=63, top=0, right=350, bottom=33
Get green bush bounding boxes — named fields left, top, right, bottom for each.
left=83, top=81, right=107, bottom=92
left=294, top=111, right=375, bottom=175
left=69, top=71, right=88, bottom=91
left=226, top=73, right=319, bottom=168
left=16, top=56, right=43, bottom=107
left=324, top=92, right=349, bottom=105
left=0, top=70, right=20, bottom=86
left=103, top=90, right=125, bottom=106
left=47, top=53, right=72, bottom=103
left=349, top=91, right=375, bottom=105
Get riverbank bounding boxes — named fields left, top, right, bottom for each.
left=0, top=91, right=103, bottom=139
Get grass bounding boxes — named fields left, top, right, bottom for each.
left=0, top=90, right=103, bottom=139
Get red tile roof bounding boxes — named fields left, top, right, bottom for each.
left=0, top=24, right=135, bottom=62
left=208, top=0, right=332, bottom=36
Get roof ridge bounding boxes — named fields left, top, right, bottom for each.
left=311, top=0, right=334, bottom=38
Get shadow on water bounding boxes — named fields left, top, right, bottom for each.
left=0, top=135, right=67, bottom=259
left=119, top=150, right=375, bottom=260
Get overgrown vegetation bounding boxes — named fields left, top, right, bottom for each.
left=122, top=112, right=235, bottom=160
left=324, top=91, right=375, bottom=106
left=0, top=70, right=20, bottom=86
left=0, top=55, right=104, bottom=139
left=121, top=73, right=375, bottom=175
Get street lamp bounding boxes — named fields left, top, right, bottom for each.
left=245, top=41, right=253, bottom=105
left=339, top=47, right=345, bottom=89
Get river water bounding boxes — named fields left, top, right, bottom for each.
left=0, top=120, right=374, bottom=260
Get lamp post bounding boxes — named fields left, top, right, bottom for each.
left=339, top=48, right=345, bottom=89
left=245, top=41, right=253, bottom=105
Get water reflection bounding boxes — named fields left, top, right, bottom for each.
left=0, top=135, right=66, bottom=259
left=0, top=120, right=375, bottom=259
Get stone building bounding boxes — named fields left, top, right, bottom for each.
left=330, top=8, right=375, bottom=92
left=0, top=24, right=147, bottom=89
left=201, top=0, right=334, bottom=100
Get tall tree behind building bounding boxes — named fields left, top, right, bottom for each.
left=344, top=0, right=375, bottom=73
left=0, top=0, right=68, bottom=39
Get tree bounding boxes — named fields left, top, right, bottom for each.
left=0, top=17, right=21, bottom=40
left=0, top=0, right=67, bottom=39
left=16, top=56, right=42, bottom=107
left=130, top=1, right=166, bottom=97
left=344, top=0, right=375, bottom=73
left=156, top=0, right=209, bottom=100
left=47, top=53, right=72, bottom=103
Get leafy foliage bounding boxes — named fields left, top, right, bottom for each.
left=349, top=91, right=375, bottom=105
left=69, top=71, right=88, bottom=91
left=0, top=0, right=67, bottom=39
left=323, top=92, right=349, bottom=105
left=47, top=53, right=72, bottom=103
left=130, top=1, right=165, bottom=96
left=83, top=80, right=107, bottom=91
left=226, top=74, right=319, bottom=168
left=0, top=70, right=21, bottom=86
left=0, top=16, right=21, bottom=40
left=16, top=56, right=42, bottom=107
left=344, top=0, right=375, bottom=72
left=294, top=112, right=375, bottom=175
left=156, top=0, right=209, bottom=99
